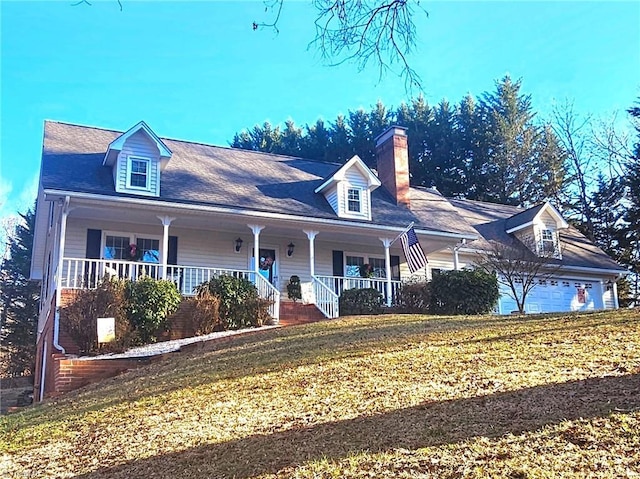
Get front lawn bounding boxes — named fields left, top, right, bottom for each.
left=1, top=309, right=639, bottom=478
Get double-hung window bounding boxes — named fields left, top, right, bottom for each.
left=347, top=188, right=361, bottom=213
left=127, top=156, right=150, bottom=190
left=540, top=229, right=557, bottom=256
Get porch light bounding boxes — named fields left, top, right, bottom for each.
left=287, top=242, right=295, bottom=257
left=234, top=237, right=243, bottom=253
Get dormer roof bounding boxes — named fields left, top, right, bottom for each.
left=505, top=202, right=569, bottom=234
left=314, top=155, right=381, bottom=194
left=103, top=121, right=172, bottom=169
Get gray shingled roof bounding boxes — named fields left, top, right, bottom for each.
left=449, top=198, right=624, bottom=272
left=504, top=204, right=546, bottom=231
left=41, top=121, right=476, bottom=236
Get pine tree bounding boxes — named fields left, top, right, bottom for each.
left=0, top=207, right=39, bottom=377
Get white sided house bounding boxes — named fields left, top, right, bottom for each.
left=31, top=121, right=625, bottom=399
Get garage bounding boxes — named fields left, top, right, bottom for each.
left=498, top=277, right=604, bottom=314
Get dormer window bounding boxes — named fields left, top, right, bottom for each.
left=347, top=188, right=362, bottom=213
left=538, top=228, right=561, bottom=258
left=126, top=156, right=151, bottom=190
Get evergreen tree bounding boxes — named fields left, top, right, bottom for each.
left=0, top=207, right=39, bottom=377
left=480, top=76, right=547, bottom=206
left=622, top=100, right=640, bottom=302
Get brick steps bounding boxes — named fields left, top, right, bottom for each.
left=278, top=302, right=326, bottom=327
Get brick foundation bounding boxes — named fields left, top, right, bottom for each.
left=52, top=354, right=169, bottom=396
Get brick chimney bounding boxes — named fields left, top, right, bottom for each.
left=375, top=126, right=410, bottom=207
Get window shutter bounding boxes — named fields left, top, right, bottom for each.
left=391, top=255, right=400, bottom=280
left=86, top=229, right=102, bottom=259
left=168, top=236, right=178, bottom=265
left=332, top=250, right=344, bottom=276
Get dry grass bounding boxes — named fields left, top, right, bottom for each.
left=1, top=309, right=639, bottom=478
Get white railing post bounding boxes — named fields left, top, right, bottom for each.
left=248, top=224, right=265, bottom=275
left=303, top=230, right=319, bottom=278
left=380, top=237, right=393, bottom=307
left=158, top=215, right=175, bottom=280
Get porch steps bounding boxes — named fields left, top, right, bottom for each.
left=278, top=301, right=326, bottom=327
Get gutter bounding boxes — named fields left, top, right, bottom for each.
left=52, top=196, right=70, bottom=355
left=43, top=189, right=478, bottom=241
left=455, top=246, right=626, bottom=277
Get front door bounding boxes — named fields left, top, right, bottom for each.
left=253, top=248, right=277, bottom=286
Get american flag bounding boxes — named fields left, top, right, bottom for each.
left=400, top=227, right=428, bottom=273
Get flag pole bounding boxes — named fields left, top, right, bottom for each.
left=389, top=222, right=415, bottom=246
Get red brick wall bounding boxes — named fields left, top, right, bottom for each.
left=52, top=355, right=164, bottom=396
left=376, top=128, right=410, bottom=207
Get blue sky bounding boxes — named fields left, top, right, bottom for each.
left=1, top=1, right=639, bottom=223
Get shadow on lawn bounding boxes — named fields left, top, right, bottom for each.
left=26, top=312, right=636, bottom=426
left=72, top=372, right=640, bottom=479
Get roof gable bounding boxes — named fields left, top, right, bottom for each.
left=505, top=202, right=569, bottom=234
left=103, top=121, right=172, bottom=168
left=314, top=155, right=381, bottom=194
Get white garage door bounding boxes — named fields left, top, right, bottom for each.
left=499, top=278, right=602, bottom=314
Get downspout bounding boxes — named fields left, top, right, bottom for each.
left=39, top=341, right=48, bottom=402
left=53, top=196, right=70, bottom=354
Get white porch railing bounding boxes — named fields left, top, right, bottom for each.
left=311, top=275, right=339, bottom=319
left=315, top=275, right=403, bottom=306
left=61, top=258, right=280, bottom=320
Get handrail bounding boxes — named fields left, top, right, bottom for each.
left=252, top=272, right=281, bottom=321
left=315, top=274, right=402, bottom=306
left=311, top=275, right=339, bottom=319
left=60, top=258, right=280, bottom=320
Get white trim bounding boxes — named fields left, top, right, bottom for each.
left=102, top=230, right=162, bottom=262
left=103, top=120, right=172, bottom=165
left=43, top=189, right=478, bottom=241
left=125, top=156, right=152, bottom=191
left=505, top=202, right=569, bottom=234
left=314, top=155, right=381, bottom=193
left=343, top=252, right=386, bottom=278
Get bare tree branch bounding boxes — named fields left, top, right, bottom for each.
left=476, top=235, right=563, bottom=314
left=254, top=1, right=427, bottom=92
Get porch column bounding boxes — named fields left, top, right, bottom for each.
left=380, top=238, right=393, bottom=307
left=157, top=215, right=176, bottom=279
left=53, top=196, right=72, bottom=354
left=613, top=280, right=619, bottom=309
left=248, top=225, right=265, bottom=274
left=303, top=230, right=319, bottom=277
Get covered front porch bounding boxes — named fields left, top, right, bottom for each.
left=49, top=196, right=473, bottom=321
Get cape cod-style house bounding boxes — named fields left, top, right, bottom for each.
left=31, top=120, right=625, bottom=399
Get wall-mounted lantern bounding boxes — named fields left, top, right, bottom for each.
left=235, top=237, right=243, bottom=253
left=287, top=242, right=295, bottom=257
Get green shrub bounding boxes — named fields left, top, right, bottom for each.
left=60, top=277, right=133, bottom=355
left=195, top=275, right=270, bottom=329
left=287, top=275, right=302, bottom=302
left=125, top=277, right=182, bottom=343
left=339, top=288, right=383, bottom=316
left=396, top=281, right=432, bottom=313
left=429, top=268, right=499, bottom=315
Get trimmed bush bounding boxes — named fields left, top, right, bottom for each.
left=396, top=281, right=432, bottom=313
left=60, top=277, right=133, bottom=355
left=195, top=275, right=271, bottom=329
left=429, top=268, right=499, bottom=315
left=339, top=288, right=383, bottom=315
left=125, top=277, right=182, bottom=343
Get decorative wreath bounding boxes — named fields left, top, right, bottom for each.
left=359, top=263, right=374, bottom=278
left=127, top=243, right=142, bottom=261
left=259, top=256, right=274, bottom=270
